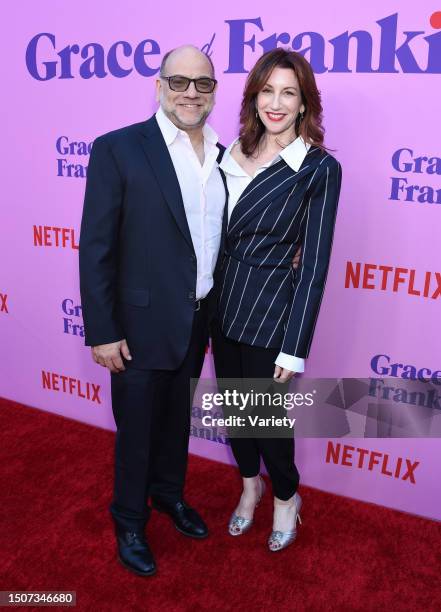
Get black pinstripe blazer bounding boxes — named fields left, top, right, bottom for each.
left=217, top=146, right=342, bottom=359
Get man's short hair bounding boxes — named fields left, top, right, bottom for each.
left=160, top=47, right=215, bottom=78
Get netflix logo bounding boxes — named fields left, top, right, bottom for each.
left=0, top=293, right=8, bottom=313
left=42, top=370, right=101, bottom=404
left=33, top=225, right=79, bottom=249
left=345, top=261, right=441, bottom=300
left=326, top=441, right=419, bottom=484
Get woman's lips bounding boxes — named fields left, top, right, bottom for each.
left=265, top=112, right=286, bottom=122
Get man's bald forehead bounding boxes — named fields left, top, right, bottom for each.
left=160, top=45, right=215, bottom=77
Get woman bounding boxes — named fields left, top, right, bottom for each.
left=212, top=48, right=342, bottom=551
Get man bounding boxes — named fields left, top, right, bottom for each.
left=79, top=45, right=226, bottom=577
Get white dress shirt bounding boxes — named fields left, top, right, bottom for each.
left=220, top=137, right=311, bottom=373
left=156, top=107, right=225, bottom=300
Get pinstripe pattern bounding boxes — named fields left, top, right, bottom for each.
left=225, top=266, right=252, bottom=335
left=228, top=163, right=311, bottom=233
left=265, top=302, right=288, bottom=348
left=293, top=166, right=329, bottom=354
left=251, top=183, right=297, bottom=261
left=231, top=162, right=286, bottom=212
left=243, top=206, right=272, bottom=258
left=221, top=256, right=240, bottom=328
left=252, top=272, right=291, bottom=344
left=218, top=148, right=342, bottom=358
left=237, top=242, right=293, bottom=342
left=304, top=162, right=342, bottom=355
left=257, top=183, right=301, bottom=268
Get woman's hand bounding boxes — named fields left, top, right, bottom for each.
left=273, top=365, right=296, bottom=383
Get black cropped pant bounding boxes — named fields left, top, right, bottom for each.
left=211, top=321, right=300, bottom=500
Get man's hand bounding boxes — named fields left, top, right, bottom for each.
left=273, top=365, right=296, bottom=384
left=292, top=245, right=302, bottom=269
left=92, top=339, right=132, bottom=373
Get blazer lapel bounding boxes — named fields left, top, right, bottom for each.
left=137, top=116, right=194, bottom=252
left=228, top=147, right=323, bottom=236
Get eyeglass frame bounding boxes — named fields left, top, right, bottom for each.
left=160, top=74, right=217, bottom=93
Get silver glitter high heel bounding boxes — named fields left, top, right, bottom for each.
left=228, top=476, right=266, bottom=536
left=268, top=491, right=302, bottom=552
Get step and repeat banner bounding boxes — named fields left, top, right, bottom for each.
left=1, top=1, right=440, bottom=520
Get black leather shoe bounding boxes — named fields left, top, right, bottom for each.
left=116, top=528, right=157, bottom=577
left=152, top=499, right=208, bottom=539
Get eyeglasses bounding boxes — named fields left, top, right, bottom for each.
left=160, top=75, right=217, bottom=93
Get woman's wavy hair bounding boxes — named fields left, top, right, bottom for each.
left=239, top=48, right=326, bottom=156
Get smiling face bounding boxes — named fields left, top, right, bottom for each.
left=156, top=46, right=216, bottom=131
left=256, top=66, right=305, bottom=140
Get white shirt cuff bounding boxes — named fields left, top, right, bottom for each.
left=274, top=352, right=305, bottom=373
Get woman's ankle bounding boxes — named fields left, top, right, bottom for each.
left=242, top=475, right=261, bottom=494
left=273, top=492, right=296, bottom=506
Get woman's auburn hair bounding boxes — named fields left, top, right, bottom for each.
left=239, top=48, right=325, bottom=157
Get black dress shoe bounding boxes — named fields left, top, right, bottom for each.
left=152, top=499, right=208, bottom=539
left=116, top=528, right=157, bottom=576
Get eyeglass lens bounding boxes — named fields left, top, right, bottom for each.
left=169, top=76, right=215, bottom=93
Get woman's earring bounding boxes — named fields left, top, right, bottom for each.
left=255, top=111, right=259, bottom=120
left=298, top=111, right=304, bottom=122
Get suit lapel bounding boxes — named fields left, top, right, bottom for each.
left=218, top=164, right=229, bottom=260
left=137, top=116, right=194, bottom=252
left=228, top=147, right=323, bottom=235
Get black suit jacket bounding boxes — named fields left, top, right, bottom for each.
left=79, top=114, right=227, bottom=370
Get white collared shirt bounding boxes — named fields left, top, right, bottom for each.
left=156, top=107, right=225, bottom=300
left=220, top=137, right=311, bottom=373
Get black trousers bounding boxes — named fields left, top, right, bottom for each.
left=109, top=299, right=209, bottom=532
left=211, top=321, right=300, bottom=501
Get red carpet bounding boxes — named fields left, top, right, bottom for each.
left=1, top=397, right=440, bottom=611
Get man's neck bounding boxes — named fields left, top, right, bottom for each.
left=183, top=126, right=205, bottom=165
left=158, top=108, right=207, bottom=164
left=185, top=126, right=204, bottom=149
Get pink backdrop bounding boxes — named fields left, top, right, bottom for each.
left=1, top=1, right=440, bottom=520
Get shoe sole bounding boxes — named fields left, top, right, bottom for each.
left=268, top=542, right=295, bottom=552
left=118, top=555, right=157, bottom=577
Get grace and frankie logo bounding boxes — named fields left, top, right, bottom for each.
left=25, top=12, right=441, bottom=80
